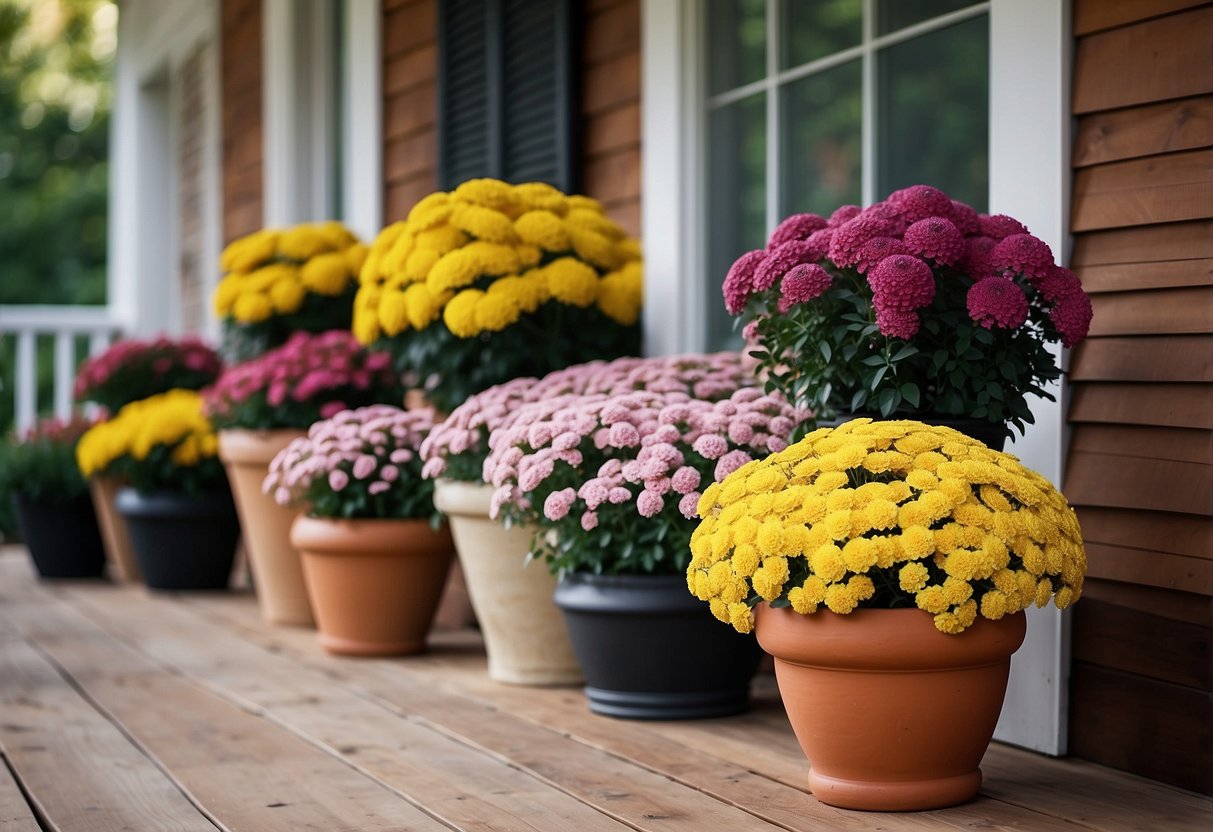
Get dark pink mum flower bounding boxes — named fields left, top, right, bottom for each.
left=949, top=200, right=981, bottom=235
left=991, top=233, right=1054, bottom=281
left=1050, top=291, right=1093, bottom=348
left=867, top=254, right=936, bottom=312
left=722, top=249, right=765, bottom=314
left=886, top=185, right=952, bottom=223
left=979, top=214, right=1029, bottom=240
left=777, top=263, right=833, bottom=312
left=767, top=213, right=829, bottom=248
left=752, top=239, right=820, bottom=291
left=874, top=307, right=921, bottom=339
left=828, top=213, right=896, bottom=268
left=903, top=216, right=964, bottom=267
left=855, top=236, right=907, bottom=274
left=1037, top=265, right=1085, bottom=304
left=962, top=236, right=998, bottom=279
left=827, top=204, right=862, bottom=227
left=966, top=277, right=1030, bottom=330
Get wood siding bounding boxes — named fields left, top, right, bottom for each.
left=220, top=0, right=263, bottom=243
left=380, top=0, right=642, bottom=235
left=1066, top=0, right=1213, bottom=796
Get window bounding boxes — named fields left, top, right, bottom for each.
left=438, top=0, right=578, bottom=192
left=703, top=0, right=990, bottom=349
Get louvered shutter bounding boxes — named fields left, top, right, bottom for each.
left=438, top=0, right=578, bottom=192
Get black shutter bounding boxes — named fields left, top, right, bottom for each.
left=438, top=0, right=578, bottom=192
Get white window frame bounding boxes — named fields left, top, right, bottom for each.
left=642, top=0, right=1071, bottom=755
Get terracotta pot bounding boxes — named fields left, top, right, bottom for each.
left=755, top=605, right=1027, bottom=811
left=433, top=478, right=580, bottom=686
left=291, top=515, right=455, bottom=656
left=218, top=428, right=314, bottom=626
left=89, top=474, right=141, bottom=582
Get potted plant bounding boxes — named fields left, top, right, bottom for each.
left=352, top=177, right=643, bottom=413
left=688, top=418, right=1086, bottom=810
left=73, top=335, right=224, bottom=581
left=484, top=384, right=809, bottom=718
left=0, top=414, right=106, bottom=579
left=213, top=221, right=368, bottom=361
left=75, top=389, right=240, bottom=590
left=724, top=184, right=1093, bottom=445
left=265, top=405, right=453, bottom=656
left=419, top=352, right=758, bottom=686
left=205, top=330, right=404, bottom=626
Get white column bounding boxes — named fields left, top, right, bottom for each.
left=343, top=0, right=383, bottom=241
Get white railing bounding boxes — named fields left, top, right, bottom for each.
left=0, top=305, right=123, bottom=434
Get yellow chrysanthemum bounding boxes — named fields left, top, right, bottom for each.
left=474, top=290, right=521, bottom=332
left=515, top=210, right=571, bottom=251
left=269, top=279, right=306, bottom=314
left=300, top=252, right=353, bottom=296
left=450, top=203, right=519, bottom=243
left=544, top=257, right=599, bottom=307
left=278, top=225, right=333, bottom=260
left=220, top=229, right=279, bottom=273
left=443, top=288, right=484, bottom=338
left=512, top=181, right=569, bottom=213
left=232, top=292, right=273, bottom=323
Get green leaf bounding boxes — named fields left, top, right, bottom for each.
left=890, top=344, right=919, bottom=362
left=900, top=383, right=920, bottom=408
left=877, top=387, right=898, bottom=416
left=819, top=341, right=832, bottom=363
left=862, top=354, right=887, bottom=367
left=870, top=364, right=888, bottom=391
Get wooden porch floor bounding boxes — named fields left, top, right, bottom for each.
left=1, top=548, right=1209, bottom=832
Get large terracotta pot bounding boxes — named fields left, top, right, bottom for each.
left=89, top=474, right=141, bottom=581
left=555, top=572, right=762, bottom=720
left=755, top=605, right=1027, bottom=812
left=218, top=428, right=314, bottom=626
left=433, top=478, right=580, bottom=686
left=290, top=515, right=455, bottom=656
left=115, top=487, right=241, bottom=590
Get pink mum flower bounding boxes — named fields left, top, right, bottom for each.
left=855, top=236, right=907, bottom=274
left=722, top=249, right=766, bottom=314
left=1038, top=265, right=1084, bottom=304
left=963, top=236, right=998, bottom=280
left=581, top=511, right=599, bottom=531
left=979, top=214, right=1030, bottom=240
left=886, top=185, right=953, bottom=223
left=678, top=492, right=701, bottom=519
left=778, top=263, right=833, bottom=312
left=1050, top=291, right=1093, bottom=348
left=714, top=449, right=752, bottom=481
left=328, top=469, right=349, bottom=492
left=828, top=212, right=896, bottom=268
left=867, top=255, right=936, bottom=312
left=637, top=490, right=664, bottom=518
left=352, top=454, right=378, bottom=479
left=874, top=308, right=921, bottom=339
left=949, top=200, right=981, bottom=235
left=991, top=233, right=1054, bottom=281
left=692, top=434, right=729, bottom=460
left=827, top=204, right=862, bottom=226
left=752, top=239, right=821, bottom=291
left=767, top=212, right=829, bottom=248
left=903, top=217, right=964, bottom=267
left=966, top=277, right=1030, bottom=330
left=543, top=488, right=576, bottom=521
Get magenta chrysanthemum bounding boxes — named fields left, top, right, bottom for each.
left=886, top=185, right=952, bottom=223
left=991, top=233, right=1054, bottom=280
left=855, top=236, right=907, bottom=274
left=827, top=204, right=862, bottom=226
left=722, top=249, right=766, bottom=314
left=767, top=213, right=828, bottom=248
left=867, top=254, right=935, bottom=312
left=778, top=263, right=833, bottom=312
left=903, top=217, right=964, bottom=267
left=874, top=307, right=920, bottom=339
left=966, top=277, right=1029, bottom=330
left=859, top=201, right=907, bottom=235
left=1038, top=266, right=1084, bottom=304
left=1050, top=291, right=1093, bottom=348
left=949, top=200, right=981, bottom=235
left=962, top=236, right=998, bottom=279
left=752, top=239, right=820, bottom=291
left=828, top=213, right=896, bottom=268
left=979, top=214, right=1029, bottom=240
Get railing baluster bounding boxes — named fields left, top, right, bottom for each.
left=54, top=330, right=75, bottom=419
left=16, top=330, right=36, bottom=435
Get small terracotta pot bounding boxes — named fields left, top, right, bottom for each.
left=755, top=605, right=1027, bottom=812
left=291, top=515, right=454, bottom=656
left=433, top=478, right=580, bottom=686
left=218, top=428, right=313, bottom=626
left=89, top=475, right=141, bottom=581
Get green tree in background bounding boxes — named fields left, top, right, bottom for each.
left=0, top=0, right=115, bottom=306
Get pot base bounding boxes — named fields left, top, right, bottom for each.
left=490, top=662, right=584, bottom=687
left=319, top=632, right=426, bottom=657
left=585, top=685, right=751, bottom=721
left=808, top=769, right=983, bottom=813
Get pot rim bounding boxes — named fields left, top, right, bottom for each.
left=217, top=427, right=308, bottom=464
left=290, top=514, right=452, bottom=558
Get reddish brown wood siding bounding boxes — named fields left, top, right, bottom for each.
left=220, top=0, right=263, bottom=243
left=1066, top=0, right=1213, bottom=796
left=379, top=0, right=642, bottom=235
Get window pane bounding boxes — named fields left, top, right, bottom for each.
left=706, top=0, right=766, bottom=96
left=876, top=0, right=977, bottom=35
left=780, top=0, right=861, bottom=69
left=779, top=59, right=862, bottom=217
left=877, top=14, right=988, bottom=209
left=707, top=94, right=766, bottom=350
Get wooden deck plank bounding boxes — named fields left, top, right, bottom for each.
left=0, top=637, right=217, bottom=832
left=0, top=751, right=44, bottom=832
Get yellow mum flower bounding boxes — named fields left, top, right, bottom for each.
left=915, top=585, right=950, bottom=614
left=474, top=290, right=521, bottom=332
left=755, top=518, right=784, bottom=556
left=515, top=210, right=572, bottom=251
left=568, top=225, right=622, bottom=271
left=728, top=603, right=754, bottom=633
left=512, top=181, right=569, bottom=213
left=269, top=279, right=306, bottom=314
left=220, top=229, right=279, bottom=273
left=899, top=562, right=930, bottom=592
left=278, top=225, right=333, bottom=260
left=415, top=224, right=470, bottom=258
left=344, top=243, right=370, bottom=275
left=300, top=252, right=353, bottom=296
left=406, top=192, right=453, bottom=230
left=809, top=543, right=847, bottom=583
left=545, top=257, right=599, bottom=307
left=377, top=290, right=410, bottom=336
left=451, top=203, right=519, bottom=243
left=565, top=208, right=626, bottom=241
left=824, top=583, right=860, bottom=614
left=730, top=544, right=760, bottom=577
left=596, top=263, right=643, bottom=324
left=232, top=292, right=273, bottom=323
left=841, top=538, right=878, bottom=572
left=787, top=586, right=819, bottom=614
left=980, top=591, right=1010, bottom=620
left=454, top=178, right=517, bottom=211
left=443, top=289, right=483, bottom=337
left=213, top=276, right=242, bottom=316
left=404, top=283, right=449, bottom=330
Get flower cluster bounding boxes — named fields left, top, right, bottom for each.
left=688, top=419, right=1085, bottom=635
left=484, top=387, right=809, bottom=576
left=420, top=352, right=755, bottom=482
left=213, top=221, right=368, bottom=360
left=204, top=330, right=403, bottom=431
left=264, top=405, right=439, bottom=520
left=75, top=389, right=228, bottom=495
left=727, top=185, right=1093, bottom=436
left=352, top=178, right=643, bottom=411
left=0, top=414, right=100, bottom=505
left=73, top=336, right=223, bottom=414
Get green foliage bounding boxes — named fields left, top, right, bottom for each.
left=526, top=501, right=694, bottom=578
left=107, top=446, right=229, bottom=498
left=220, top=284, right=360, bottom=364
left=0, top=427, right=90, bottom=505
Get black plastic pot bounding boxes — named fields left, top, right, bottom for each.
left=12, top=492, right=107, bottom=579
left=114, top=487, right=240, bottom=590
left=554, top=572, right=762, bottom=720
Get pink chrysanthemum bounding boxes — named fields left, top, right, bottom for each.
left=903, top=217, right=964, bottom=267
left=1050, top=291, right=1093, bottom=348
left=979, top=214, right=1029, bottom=240
left=859, top=201, right=907, bottom=235
left=752, top=239, right=821, bottom=292
left=991, top=233, right=1054, bottom=280
left=827, top=204, right=862, bottom=227
left=1038, top=265, right=1084, bottom=304
left=962, top=236, right=998, bottom=279
left=637, top=490, right=664, bottom=518
left=543, top=488, right=576, bottom=521
left=886, top=185, right=952, bottom=223
left=767, top=212, right=829, bottom=248
left=722, top=249, right=766, bottom=314
left=777, top=263, right=833, bottom=312
left=867, top=254, right=936, bottom=312
left=966, top=277, right=1030, bottom=330
left=949, top=200, right=981, bottom=235
left=874, top=308, right=920, bottom=339
left=828, top=213, right=896, bottom=268
left=855, top=236, right=907, bottom=274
